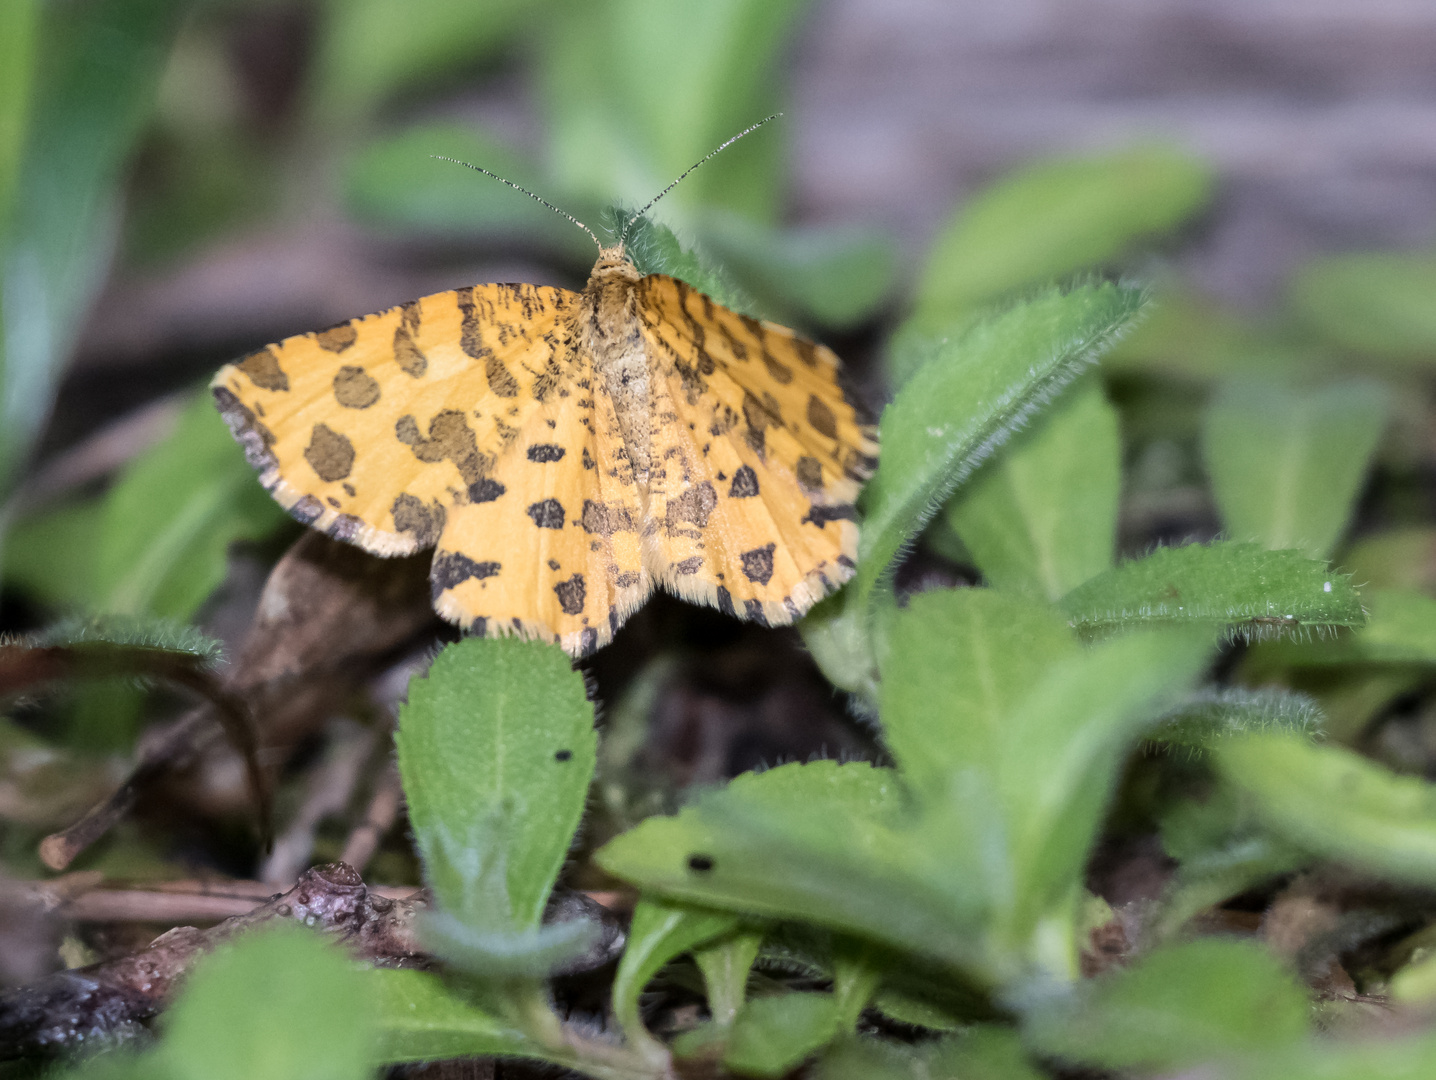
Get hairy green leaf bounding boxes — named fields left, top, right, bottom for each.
left=1061, top=542, right=1364, bottom=639
left=913, top=145, right=1210, bottom=326
left=1290, top=252, right=1436, bottom=361
left=1218, top=733, right=1436, bottom=887
left=947, top=376, right=1119, bottom=599
left=396, top=637, right=595, bottom=934
left=880, top=589, right=1077, bottom=799
left=0, top=0, right=38, bottom=232
left=1024, top=939, right=1308, bottom=1070
left=96, top=392, right=288, bottom=618
left=1150, top=687, right=1324, bottom=751
left=612, top=898, right=740, bottom=1055
left=368, top=968, right=545, bottom=1065
left=1202, top=378, right=1391, bottom=559
left=159, top=925, right=375, bottom=1080
left=725, top=993, right=840, bottom=1078
left=1256, top=587, right=1436, bottom=666
left=857, top=283, right=1145, bottom=616
left=817, top=1029, right=1044, bottom=1080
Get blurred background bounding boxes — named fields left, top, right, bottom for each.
left=3, top=0, right=1436, bottom=987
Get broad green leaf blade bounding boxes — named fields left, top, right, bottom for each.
left=1102, top=290, right=1315, bottom=379
left=159, top=925, right=375, bottom=1080
left=97, top=392, right=288, bottom=618
left=1255, top=587, right=1436, bottom=666
left=856, top=283, right=1145, bottom=615
left=1218, top=733, right=1436, bottom=887
left=396, top=637, right=596, bottom=931
left=1024, top=939, right=1308, bottom=1071
left=697, top=212, right=898, bottom=328
left=947, top=376, right=1119, bottom=599
left=817, top=1029, right=1044, bottom=1080
left=1, top=0, right=183, bottom=500
left=798, top=587, right=881, bottom=703
left=367, top=968, right=547, bottom=1065
left=725, top=993, right=841, bottom=1078
left=880, top=589, right=1077, bottom=798
left=3, top=500, right=106, bottom=608
left=1061, top=542, right=1364, bottom=639
left=913, top=145, right=1210, bottom=326
left=595, top=762, right=997, bottom=977
left=1228, top=1029, right=1436, bottom=1080
left=612, top=898, right=740, bottom=1054
left=309, top=0, right=533, bottom=121
left=1150, top=687, right=1324, bottom=751
left=1290, top=252, right=1436, bottom=361
left=538, top=0, right=805, bottom=223
left=1202, top=378, right=1391, bottom=559
left=996, top=626, right=1213, bottom=944
left=696, top=929, right=764, bottom=1028
left=1342, top=527, right=1436, bottom=593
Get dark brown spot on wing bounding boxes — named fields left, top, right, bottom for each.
left=740, top=544, right=776, bottom=585
left=674, top=556, right=703, bottom=575
left=289, top=494, right=323, bottom=524
left=396, top=410, right=498, bottom=503
left=391, top=493, right=446, bottom=548
left=554, top=573, right=586, bottom=615
left=334, top=365, right=380, bottom=408
left=305, top=424, right=355, bottom=482
left=615, top=570, right=641, bottom=588
left=527, top=499, right=565, bottom=529
left=665, top=482, right=717, bottom=531
left=431, top=551, right=500, bottom=599
left=761, top=351, right=793, bottom=384
left=237, top=347, right=289, bottom=392
left=527, top=443, right=565, bottom=463
left=394, top=322, right=428, bottom=377
left=581, top=500, right=637, bottom=535
left=728, top=465, right=759, bottom=498
left=316, top=322, right=359, bottom=353
left=807, top=394, right=837, bottom=438
left=796, top=456, right=823, bottom=494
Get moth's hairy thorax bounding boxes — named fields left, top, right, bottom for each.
left=581, top=247, right=652, bottom=484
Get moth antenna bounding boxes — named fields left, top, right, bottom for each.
left=430, top=156, right=604, bottom=252
left=619, top=114, right=781, bottom=244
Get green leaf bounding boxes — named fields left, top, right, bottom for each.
left=856, top=283, right=1145, bottom=617
left=594, top=762, right=996, bottom=975
left=1202, top=378, right=1391, bottom=559
left=1102, top=290, right=1316, bottom=378
left=946, top=376, right=1119, bottom=599
left=1255, top=587, right=1436, bottom=666
left=309, top=0, right=535, bottom=121
left=0, top=0, right=38, bottom=231
left=1, top=0, right=183, bottom=499
left=395, top=637, right=596, bottom=934
left=1290, top=252, right=1436, bottom=361
left=1228, top=1029, right=1436, bottom=1080
left=1341, top=527, right=1436, bottom=593
left=96, top=391, right=288, bottom=618
left=697, top=212, right=898, bottom=328
left=367, top=967, right=545, bottom=1065
left=33, top=613, right=222, bottom=661
left=344, top=121, right=596, bottom=257
left=1024, top=939, right=1308, bottom=1070
left=817, top=1030, right=1044, bottom=1080
left=725, top=993, right=841, bottom=1078
left=1218, top=732, right=1436, bottom=888
left=879, top=589, right=1077, bottom=800
left=982, top=624, right=1213, bottom=949
left=537, top=0, right=806, bottom=224
left=612, top=898, right=740, bottom=1054
left=913, top=145, right=1210, bottom=326
left=1150, top=687, right=1324, bottom=751
left=616, top=210, right=761, bottom=318
left=1, top=499, right=103, bottom=608
left=1060, top=542, right=1365, bottom=639
left=159, top=925, right=375, bottom=1080
left=696, top=929, right=765, bottom=1028
left=798, top=586, right=881, bottom=704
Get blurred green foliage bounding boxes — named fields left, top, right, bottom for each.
left=8, top=1, right=1436, bottom=1078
